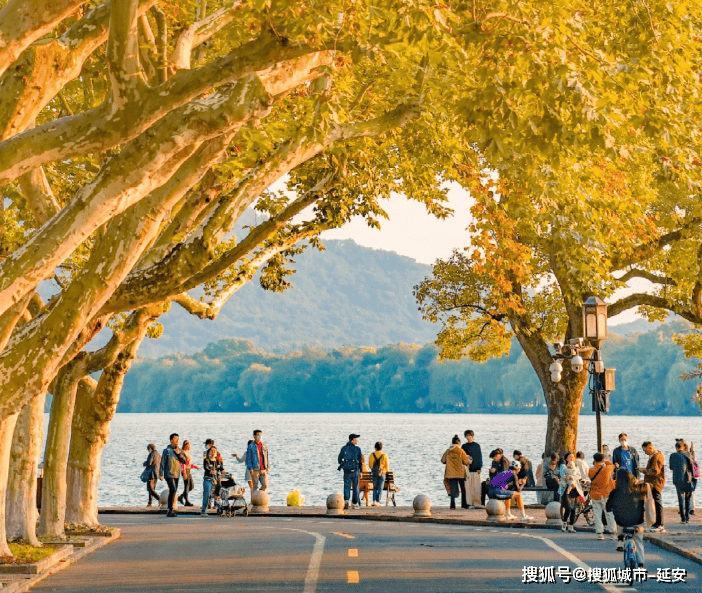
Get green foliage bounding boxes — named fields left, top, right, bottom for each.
left=119, top=321, right=701, bottom=415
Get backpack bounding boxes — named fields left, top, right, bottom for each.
left=341, top=444, right=359, bottom=471
left=693, top=459, right=700, bottom=480
left=371, top=452, right=384, bottom=476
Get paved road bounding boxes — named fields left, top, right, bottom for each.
left=33, top=516, right=700, bottom=593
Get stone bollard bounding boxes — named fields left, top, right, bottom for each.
left=545, top=501, right=562, bottom=525
left=485, top=498, right=506, bottom=522
left=326, top=493, right=345, bottom=515
left=159, top=489, right=178, bottom=511
left=250, top=490, right=270, bottom=514
left=413, top=494, right=431, bottom=518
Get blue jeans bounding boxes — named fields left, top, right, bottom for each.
left=202, top=478, right=215, bottom=513
left=372, top=472, right=386, bottom=503
left=343, top=470, right=359, bottom=504
left=676, top=485, right=692, bottom=521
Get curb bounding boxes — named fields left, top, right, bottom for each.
left=0, top=529, right=121, bottom=593
left=645, top=535, right=702, bottom=566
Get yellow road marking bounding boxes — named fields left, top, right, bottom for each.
left=348, top=548, right=358, bottom=557
left=347, top=570, right=360, bottom=584
left=331, top=532, right=356, bottom=539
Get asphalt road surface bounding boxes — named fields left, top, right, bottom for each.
left=32, top=515, right=700, bottom=593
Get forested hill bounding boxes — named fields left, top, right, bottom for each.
left=121, top=321, right=700, bottom=415
left=138, top=238, right=437, bottom=358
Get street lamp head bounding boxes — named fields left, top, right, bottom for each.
left=582, top=296, right=608, bottom=343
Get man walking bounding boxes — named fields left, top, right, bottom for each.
left=612, top=432, right=639, bottom=475
left=338, top=433, right=363, bottom=509
left=160, top=433, right=187, bottom=517
left=670, top=440, right=694, bottom=524
left=589, top=452, right=616, bottom=540
left=462, top=430, right=482, bottom=507
left=245, top=430, right=269, bottom=491
left=640, top=441, right=666, bottom=533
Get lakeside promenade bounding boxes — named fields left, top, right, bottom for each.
left=4, top=505, right=700, bottom=593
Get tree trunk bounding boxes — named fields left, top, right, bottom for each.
left=0, top=412, right=20, bottom=556
left=39, top=362, right=82, bottom=538
left=66, top=335, right=144, bottom=526
left=5, top=393, right=45, bottom=545
left=513, top=328, right=589, bottom=457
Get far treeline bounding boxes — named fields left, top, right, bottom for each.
left=119, top=322, right=700, bottom=416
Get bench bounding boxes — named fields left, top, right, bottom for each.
left=359, top=471, right=398, bottom=506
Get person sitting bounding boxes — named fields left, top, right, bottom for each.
left=606, top=468, right=647, bottom=568
left=488, top=460, right=533, bottom=521
left=513, top=450, right=535, bottom=488
left=543, top=452, right=561, bottom=502
left=481, top=448, right=510, bottom=505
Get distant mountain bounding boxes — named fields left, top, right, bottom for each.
left=609, top=318, right=664, bottom=336
left=138, top=238, right=438, bottom=358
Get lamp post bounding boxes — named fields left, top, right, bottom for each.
left=550, top=297, right=615, bottom=454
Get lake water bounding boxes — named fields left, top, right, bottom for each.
left=45, top=413, right=701, bottom=508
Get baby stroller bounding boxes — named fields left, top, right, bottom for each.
left=213, top=472, right=248, bottom=517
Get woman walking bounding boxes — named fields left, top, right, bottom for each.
left=201, top=445, right=223, bottom=516
left=178, top=440, right=199, bottom=507
left=143, top=443, right=161, bottom=507
left=441, top=435, right=471, bottom=510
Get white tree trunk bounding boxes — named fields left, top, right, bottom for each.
left=66, top=334, right=146, bottom=526
left=0, top=412, right=20, bottom=556
left=5, top=393, right=45, bottom=545
left=39, top=363, right=81, bottom=538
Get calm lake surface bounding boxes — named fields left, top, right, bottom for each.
left=45, top=413, right=701, bottom=508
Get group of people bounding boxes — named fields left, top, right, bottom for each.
left=440, top=431, right=534, bottom=520
left=337, top=434, right=390, bottom=509
left=141, top=430, right=270, bottom=517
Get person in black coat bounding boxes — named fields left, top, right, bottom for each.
left=143, top=443, right=161, bottom=507
left=669, top=440, right=694, bottom=523
left=462, top=430, right=482, bottom=507
left=606, top=468, right=647, bottom=567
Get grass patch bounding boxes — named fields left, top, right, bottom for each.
left=0, top=543, right=57, bottom=564
left=64, top=522, right=113, bottom=535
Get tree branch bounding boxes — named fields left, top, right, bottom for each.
left=617, top=268, right=674, bottom=286
left=607, top=293, right=702, bottom=325
left=107, top=0, right=146, bottom=109
left=0, top=0, right=85, bottom=78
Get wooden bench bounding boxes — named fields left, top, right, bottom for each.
left=359, top=471, right=398, bottom=506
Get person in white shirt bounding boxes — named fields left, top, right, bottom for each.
left=576, top=451, right=590, bottom=483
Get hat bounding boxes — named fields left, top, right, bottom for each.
left=349, top=433, right=360, bottom=440
left=510, top=460, right=521, bottom=471
left=205, top=438, right=214, bottom=446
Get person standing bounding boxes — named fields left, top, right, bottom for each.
left=368, top=442, right=389, bottom=506
left=201, top=445, right=223, bottom=516
left=245, top=430, right=269, bottom=492
left=670, top=440, right=694, bottom=524
left=462, top=430, right=482, bottom=508
left=143, top=444, right=161, bottom=507
left=178, top=440, right=198, bottom=507
left=203, top=438, right=215, bottom=461
left=160, top=433, right=187, bottom=517
left=338, top=433, right=363, bottom=509
left=575, top=451, right=590, bottom=483
left=589, top=452, right=616, bottom=540
left=612, top=432, right=639, bottom=475
left=681, top=440, right=697, bottom=515
left=639, top=441, right=666, bottom=533
left=442, top=435, right=471, bottom=510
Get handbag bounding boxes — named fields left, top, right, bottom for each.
left=644, top=483, right=656, bottom=527
left=443, top=478, right=451, bottom=495
left=140, top=468, right=151, bottom=483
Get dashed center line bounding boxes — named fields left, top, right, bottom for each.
left=347, top=570, right=360, bottom=584
left=348, top=548, right=358, bottom=557
left=332, top=531, right=356, bottom=539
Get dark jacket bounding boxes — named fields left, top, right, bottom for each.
left=612, top=446, right=639, bottom=474
left=203, top=456, right=224, bottom=480
left=160, top=444, right=187, bottom=479
left=606, top=484, right=646, bottom=527
left=338, top=441, right=363, bottom=473
left=462, top=442, right=483, bottom=472
left=245, top=441, right=269, bottom=471
left=488, top=456, right=509, bottom=478
left=143, top=450, right=161, bottom=480
left=669, top=451, right=693, bottom=488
